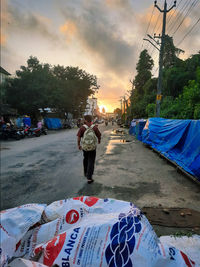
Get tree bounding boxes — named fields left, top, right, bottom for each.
left=4, top=56, right=55, bottom=120
left=130, top=49, right=154, bottom=118
left=163, top=35, right=184, bottom=68
left=133, top=49, right=154, bottom=95
left=52, top=65, right=99, bottom=117
left=114, top=108, right=121, bottom=116
left=4, top=56, right=100, bottom=120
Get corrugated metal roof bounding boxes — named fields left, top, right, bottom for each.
left=0, top=66, right=11, bottom=76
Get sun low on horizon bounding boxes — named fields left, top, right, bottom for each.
left=98, top=103, right=117, bottom=113
left=99, top=105, right=108, bottom=113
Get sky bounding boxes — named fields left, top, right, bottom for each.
left=1, top=0, right=200, bottom=112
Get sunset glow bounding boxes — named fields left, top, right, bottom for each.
left=1, top=0, right=199, bottom=113
left=99, top=105, right=107, bottom=113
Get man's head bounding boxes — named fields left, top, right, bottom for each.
left=84, top=115, right=93, bottom=123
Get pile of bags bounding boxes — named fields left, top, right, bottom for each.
left=0, top=197, right=196, bottom=266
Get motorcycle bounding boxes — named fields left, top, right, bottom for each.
left=24, top=125, right=41, bottom=137
left=0, top=127, right=22, bottom=140
left=40, top=126, right=48, bottom=135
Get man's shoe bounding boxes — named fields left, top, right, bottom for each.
left=87, top=179, right=94, bottom=184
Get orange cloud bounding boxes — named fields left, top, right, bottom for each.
left=60, top=21, right=77, bottom=42
left=0, top=33, right=6, bottom=46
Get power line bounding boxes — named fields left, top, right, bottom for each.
left=167, top=0, right=184, bottom=28
left=177, top=17, right=200, bottom=46
left=140, top=5, right=155, bottom=53
left=145, top=5, right=155, bottom=36
left=151, top=11, right=161, bottom=35
left=168, top=0, right=192, bottom=33
left=172, top=0, right=199, bottom=36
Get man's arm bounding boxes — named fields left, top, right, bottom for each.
left=77, top=126, right=85, bottom=150
left=77, top=136, right=82, bottom=150
left=94, top=126, right=101, bottom=144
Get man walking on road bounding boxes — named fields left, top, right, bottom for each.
left=77, top=115, right=101, bottom=184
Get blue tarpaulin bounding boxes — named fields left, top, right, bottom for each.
left=44, top=118, right=62, bottom=129
left=142, top=118, right=200, bottom=180
left=23, top=117, right=31, bottom=127
left=129, top=120, right=146, bottom=141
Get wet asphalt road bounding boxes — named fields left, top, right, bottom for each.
left=1, top=128, right=89, bottom=210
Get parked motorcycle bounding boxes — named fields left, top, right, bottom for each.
left=24, top=125, right=41, bottom=137
left=40, top=126, right=48, bottom=135
left=0, top=127, right=22, bottom=140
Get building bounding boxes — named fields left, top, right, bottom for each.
left=0, top=66, right=11, bottom=84
left=84, top=97, right=99, bottom=117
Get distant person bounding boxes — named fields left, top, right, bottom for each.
left=105, top=120, right=108, bottom=126
left=77, top=115, right=101, bottom=184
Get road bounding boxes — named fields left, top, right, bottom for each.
left=0, top=125, right=111, bottom=210
left=1, top=124, right=200, bottom=235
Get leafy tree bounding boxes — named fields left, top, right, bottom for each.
left=130, top=49, right=154, bottom=118
left=146, top=103, right=156, bottom=117
left=114, top=108, right=121, bottom=116
left=163, top=35, right=184, bottom=68
left=4, top=56, right=55, bottom=119
left=52, top=65, right=99, bottom=117
left=3, top=56, right=99, bottom=120
left=133, top=49, right=154, bottom=95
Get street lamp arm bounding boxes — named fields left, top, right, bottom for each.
left=167, top=3, right=176, bottom=12
left=143, top=38, right=160, bottom=51
left=154, top=3, right=163, bottom=13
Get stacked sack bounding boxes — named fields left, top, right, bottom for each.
left=0, top=197, right=196, bottom=266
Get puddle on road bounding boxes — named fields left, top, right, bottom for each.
left=106, top=139, right=127, bottom=154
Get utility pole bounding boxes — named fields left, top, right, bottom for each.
left=154, top=0, right=176, bottom=117
left=119, top=99, right=123, bottom=119
left=123, top=96, right=126, bottom=124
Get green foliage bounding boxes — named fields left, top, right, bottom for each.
left=146, top=103, right=156, bottom=117
left=114, top=108, right=121, bottom=116
left=133, top=49, right=154, bottom=95
left=161, top=67, right=200, bottom=119
left=3, top=56, right=99, bottom=118
left=131, top=50, right=154, bottom=118
left=194, top=104, right=200, bottom=119
left=163, top=35, right=184, bottom=68
left=130, top=39, right=200, bottom=120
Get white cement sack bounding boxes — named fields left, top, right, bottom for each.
left=0, top=204, right=46, bottom=267
left=15, top=198, right=144, bottom=258
left=8, top=258, right=48, bottom=267
left=160, top=235, right=200, bottom=266
left=0, top=227, right=16, bottom=267
left=42, top=196, right=100, bottom=222
left=32, top=199, right=196, bottom=267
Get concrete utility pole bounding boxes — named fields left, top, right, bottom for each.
left=119, top=99, right=123, bottom=119
left=154, top=0, right=176, bottom=117
left=124, top=96, right=126, bottom=123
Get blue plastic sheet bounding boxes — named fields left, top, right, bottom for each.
left=23, top=117, right=31, bottom=127
left=44, top=118, right=62, bottom=129
left=129, top=120, right=146, bottom=141
left=142, top=118, right=200, bottom=180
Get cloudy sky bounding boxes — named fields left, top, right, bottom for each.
left=1, top=0, right=200, bottom=112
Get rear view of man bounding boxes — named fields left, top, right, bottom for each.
left=77, top=115, right=101, bottom=184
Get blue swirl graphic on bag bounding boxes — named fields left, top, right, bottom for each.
left=105, top=212, right=142, bottom=267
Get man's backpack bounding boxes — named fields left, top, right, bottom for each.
left=81, top=124, right=97, bottom=151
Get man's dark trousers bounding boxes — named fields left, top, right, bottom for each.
left=83, top=150, right=96, bottom=180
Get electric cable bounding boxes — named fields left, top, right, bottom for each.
left=172, top=0, right=199, bottom=36
left=177, top=17, right=200, bottom=46
left=168, top=0, right=192, bottom=33
left=167, top=0, right=184, bottom=29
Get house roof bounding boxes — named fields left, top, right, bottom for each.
left=0, top=66, right=11, bottom=76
